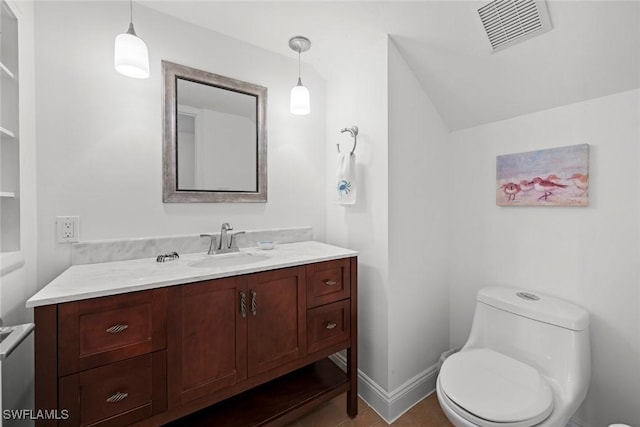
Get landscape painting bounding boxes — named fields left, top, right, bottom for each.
left=496, top=144, right=589, bottom=207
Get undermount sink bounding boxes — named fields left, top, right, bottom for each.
left=188, top=252, right=270, bottom=269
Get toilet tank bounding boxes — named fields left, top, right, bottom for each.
left=463, top=287, right=590, bottom=400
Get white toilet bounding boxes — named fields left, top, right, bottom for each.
left=437, top=287, right=590, bottom=427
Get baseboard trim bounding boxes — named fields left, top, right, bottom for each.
left=386, top=363, right=439, bottom=423
left=329, top=353, right=438, bottom=424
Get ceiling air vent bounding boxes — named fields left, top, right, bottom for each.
left=478, top=0, right=552, bottom=52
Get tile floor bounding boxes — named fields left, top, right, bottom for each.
left=288, top=392, right=455, bottom=427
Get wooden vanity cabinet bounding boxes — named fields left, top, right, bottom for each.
left=34, top=257, right=357, bottom=427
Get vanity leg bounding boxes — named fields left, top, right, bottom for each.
left=347, top=257, right=358, bottom=418
left=34, top=305, right=58, bottom=427
left=346, top=347, right=358, bottom=418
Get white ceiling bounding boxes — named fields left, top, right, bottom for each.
left=143, top=1, right=640, bottom=130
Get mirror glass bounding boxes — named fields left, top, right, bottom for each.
left=176, top=79, right=257, bottom=192
left=163, top=61, right=267, bottom=202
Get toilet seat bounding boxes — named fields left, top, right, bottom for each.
left=439, top=348, right=554, bottom=427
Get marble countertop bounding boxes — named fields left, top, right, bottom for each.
left=27, top=241, right=358, bottom=308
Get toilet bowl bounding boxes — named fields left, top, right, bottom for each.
left=437, top=287, right=590, bottom=427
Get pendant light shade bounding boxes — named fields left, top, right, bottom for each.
left=289, top=36, right=311, bottom=115
left=114, top=1, right=149, bottom=79
left=290, top=78, right=310, bottom=115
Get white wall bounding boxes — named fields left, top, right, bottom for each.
left=448, top=89, right=640, bottom=427
left=387, top=39, right=450, bottom=396
left=34, top=2, right=327, bottom=289
left=324, top=36, right=451, bottom=422
left=324, top=28, right=390, bottom=396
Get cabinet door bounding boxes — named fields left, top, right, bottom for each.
left=247, top=266, right=307, bottom=377
left=167, top=277, right=247, bottom=406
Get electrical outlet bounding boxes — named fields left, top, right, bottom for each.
left=56, top=216, right=80, bottom=243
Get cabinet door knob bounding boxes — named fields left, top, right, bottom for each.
left=106, top=391, right=129, bottom=403
left=324, top=280, right=337, bottom=286
left=325, top=322, right=337, bottom=330
left=250, top=290, right=257, bottom=316
left=105, top=324, right=128, bottom=334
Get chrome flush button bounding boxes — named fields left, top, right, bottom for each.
left=517, top=292, right=540, bottom=301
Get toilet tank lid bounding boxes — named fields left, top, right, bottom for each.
left=477, top=287, right=589, bottom=331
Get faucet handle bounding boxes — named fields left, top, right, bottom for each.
left=200, top=234, right=218, bottom=255
left=221, top=223, right=233, bottom=231
left=229, top=231, right=246, bottom=250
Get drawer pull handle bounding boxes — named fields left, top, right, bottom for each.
left=240, top=292, right=247, bottom=318
left=324, top=280, right=337, bottom=286
left=325, top=322, right=337, bottom=330
left=106, top=392, right=129, bottom=403
left=106, top=324, right=128, bottom=334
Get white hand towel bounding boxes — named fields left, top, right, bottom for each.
left=336, top=152, right=356, bottom=205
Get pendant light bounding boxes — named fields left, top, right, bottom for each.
left=289, top=36, right=311, bottom=115
left=114, top=0, right=150, bottom=79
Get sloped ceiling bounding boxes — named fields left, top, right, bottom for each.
left=143, top=1, right=640, bottom=131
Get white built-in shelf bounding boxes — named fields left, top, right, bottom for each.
left=0, top=126, right=15, bottom=139
left=1, top=0, right=21, bottom=254
left=0, top=61, right=15, bottom=80
left=0, top=251, right=25, bottom=277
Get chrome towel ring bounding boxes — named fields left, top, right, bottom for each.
left=338, top=126, right=358, bottom=155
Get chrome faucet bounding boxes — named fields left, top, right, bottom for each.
left=219, top=223, right=233, bottom=250
left=201, top=223, right=245, bottom=255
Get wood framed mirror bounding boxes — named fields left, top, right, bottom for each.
left=162, top=60, right=267, bottom=202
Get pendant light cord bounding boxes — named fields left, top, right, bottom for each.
left=126, top=0, right=137, bottom=36
left=298, top=50, right=301, bottom=79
